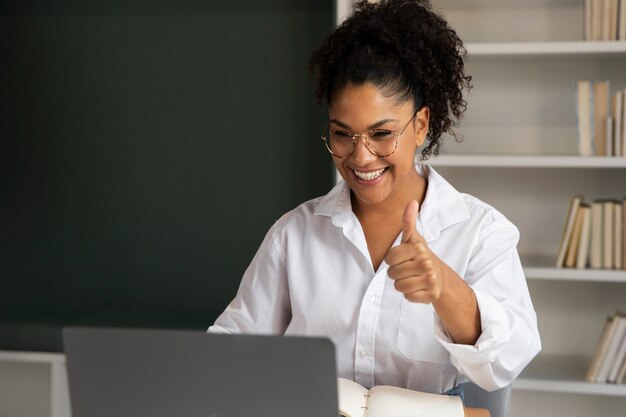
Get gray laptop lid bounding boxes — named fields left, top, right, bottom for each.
left=63, top=327, right=338, bottom=417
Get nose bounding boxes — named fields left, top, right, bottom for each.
left=349, top=134, right=378, bottom=164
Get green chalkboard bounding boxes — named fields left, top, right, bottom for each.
left=0, top=0, right=335, bottom=351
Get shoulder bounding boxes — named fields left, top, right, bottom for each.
left=459, top=192, right=520, bottom=242
left=269, top=180, right=347, bottom=236
left=268, top=195, right=329, bottom=239
left=421, top=164, right=518, bottom=240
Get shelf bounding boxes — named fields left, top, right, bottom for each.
left=521, top=255, right=626, bottom=282
left=524, top=267, right=626, bottom=283
left=513, top=354, right=626, bottom=397
left=466, top=41, right=626, bottom=57
left=0, top=350, right=65, bottom=364
left=428, top=155, right=626, bottom=168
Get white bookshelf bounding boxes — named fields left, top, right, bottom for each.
left=467, top=41, right=626, bottom=57
left=436, top=0, right=626, bottom=415
left=429, top=155, right=626, bottom=168
left=514, top=354, right=626, bottom=397
left=337, top=0, right=625, bottom=415
left=525, top=267, right=626, bottom=283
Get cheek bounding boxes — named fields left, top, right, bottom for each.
left=332, top=158, right=343, bottom=172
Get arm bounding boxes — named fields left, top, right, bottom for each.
left=434, top=220, right=541, bottom=391
left=386, top=200, right=541, bottom=391
left=386, top=200, right=481, bottom=344
left=208, top=223, right=291, bottom=335
left=431, top=259, right=481, bottom=345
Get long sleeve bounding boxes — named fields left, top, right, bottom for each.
left=208, top=223, right=291, bottom=335
left=434, top=219, right=541, bottom=391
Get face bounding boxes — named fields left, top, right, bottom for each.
left=328, top=82, right=429, bottom=210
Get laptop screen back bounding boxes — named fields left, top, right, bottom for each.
left=63, top=327, right=338, bottom=417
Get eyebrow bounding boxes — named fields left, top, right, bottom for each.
left=329, top=118, right=397, bottom=130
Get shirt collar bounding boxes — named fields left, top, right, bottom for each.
left=416, top=163, right=470, bottom=242
left=313, top=177, right=353, bottom=228
left=314, top=163, right=470, bottom=241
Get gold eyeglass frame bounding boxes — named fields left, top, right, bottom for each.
left=321, top=111, right=418, bottom=158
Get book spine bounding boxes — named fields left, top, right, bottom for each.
left=557, top=196, right=582, bottom=267
left=623, top=197, right=626, bottom=270
left=622, top=88, right=626, bottom=157
left=593, top=81, right=610, bottom=156
left=577, top=81, right=593, bottom=157
left=603, top=201, right=615, bottom=269
left=613, top=91, right=623, bottom=157
left=591, top=201, right=604, bottom=269
left=615, top=202, right=623, bottom=269
left=576, top=205, right=592, bottom=269
left=620, top=0, right=626, bottom=40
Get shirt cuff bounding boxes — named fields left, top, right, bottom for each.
left=434, top=289, right=510, bottom=366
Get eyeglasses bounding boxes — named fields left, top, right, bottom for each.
left=321, top=112, right=417, bottom=158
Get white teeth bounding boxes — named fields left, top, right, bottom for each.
left=354, top=168, right=385, bottom=180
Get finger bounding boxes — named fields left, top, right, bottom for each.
left=387, top=257, right=434, bottom=281
left=385, top=238, right=429, bottom=267
left=394, top=276, right=439, bottom=303
left=404, top=289, right=437, bottom=304
left=392, top=274, right=430, bottom=294
left=402, top=199, right=420, bottom=243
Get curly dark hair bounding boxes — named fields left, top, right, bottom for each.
left=308, top=0, right=471, bottom=159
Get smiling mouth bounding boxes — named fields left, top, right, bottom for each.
left=353, top=167, right=386, bottom=180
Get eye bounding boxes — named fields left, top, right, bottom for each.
left=370, top=129, right=394, bottom=140
left=330, top=130, right=353, bottom=139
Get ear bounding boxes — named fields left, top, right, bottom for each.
left=414, top=106, right=430, bottom=147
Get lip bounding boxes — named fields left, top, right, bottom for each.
left=350, top=167, right=388, bottom=184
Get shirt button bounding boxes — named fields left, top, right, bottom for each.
left=360, top=350, right=369, bottom=358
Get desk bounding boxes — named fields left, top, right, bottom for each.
left=466, top=407, right=491, bottom=417
left=0, top=350, right=71, bottom=417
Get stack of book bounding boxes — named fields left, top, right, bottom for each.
left=556, top=196, right=626, bottom=269
left=586, top=311, right=626, bottom=384
left=576, top=80, right=626, bottom=157
left=584, top=0, right=626, bottom=40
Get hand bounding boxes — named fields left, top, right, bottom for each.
left=385, top=200, right=443, bottom=303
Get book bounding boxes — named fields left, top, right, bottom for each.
left=613, top=91, right=623, bottom=157
left=592, top=0, right=605, bottom=40
left=603, top=201, right=615, bottom=269
left=593, top=80, right=610, bottom=156
left=557, top=196, right=583, bottom=267
left=623, top=198, right=626, bottom=270
left=618, top=354, right=626, bottom=383
left=576, top=80, right=594, bottom=157
left=608, top=319, right=626, bottom=382
left=606, top=115, right=614, bottom=156
left=604, top=0, right=619, bottom=40
left=595, top=312, right=626, bottom=382
left=620, top=0, right=626, bottom=40
left=585, top=0, right=593, bottom=40
left=622, top=89, right=626, bottom=157
left=615, top=202, right=623, bottom=269
left=337, top=378, right=466, bottom=417
left=576, top=204, right=593, bottom=269
left=586, top=315, right=618, bottom=382
left=565, top=204, right=586, bottom=268
left=590, top=200, right=605, bottom=269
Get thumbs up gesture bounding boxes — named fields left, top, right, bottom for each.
left=385, top=200, right=443, bottom=304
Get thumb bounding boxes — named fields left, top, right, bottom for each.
left=401, top=200, right=420, bottom=243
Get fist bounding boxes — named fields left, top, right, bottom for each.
left=385, top=200, right=443, bottom=303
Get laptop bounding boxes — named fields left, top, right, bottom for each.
left=63, top=327, right=338, bottom=417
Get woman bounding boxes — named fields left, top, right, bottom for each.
left=209, top=0, right=540, bottom=398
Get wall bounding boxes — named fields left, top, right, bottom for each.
left=0, top=0, right=335, bottom=351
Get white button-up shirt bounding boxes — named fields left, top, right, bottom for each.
left=209, top=163, right=541, bottom=394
